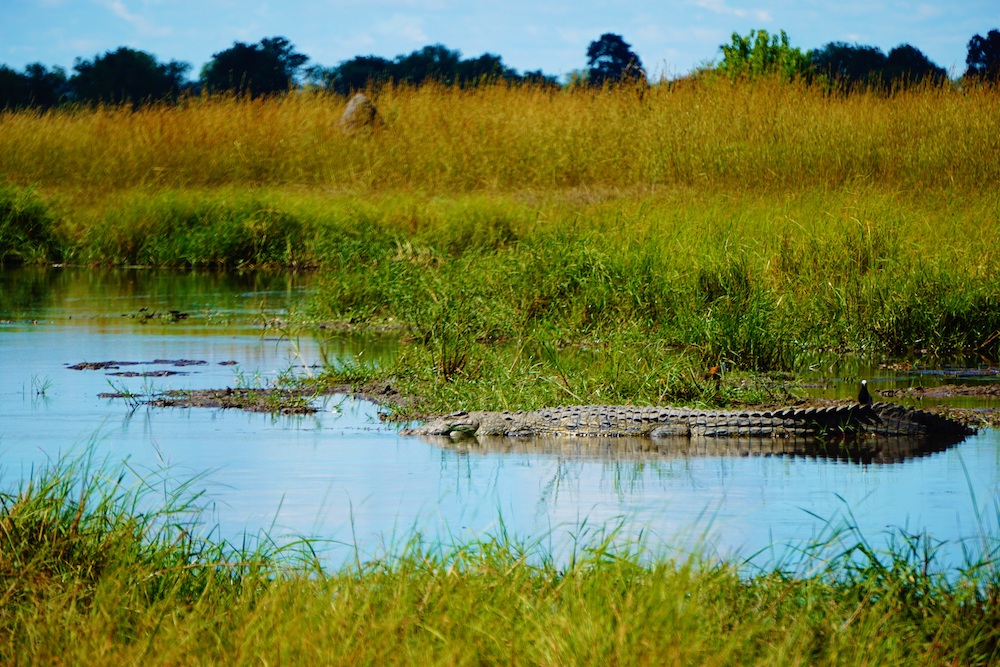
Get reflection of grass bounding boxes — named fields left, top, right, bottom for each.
left=28, top=375, right=52, bottom=397
left=102, top=378, right=146, bottom=410
left=2, top=451, right=998, bottom=663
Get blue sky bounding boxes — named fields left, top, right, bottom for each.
left=2, top=1, right=998, bottom=80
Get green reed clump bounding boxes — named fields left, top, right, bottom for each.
left=4, top=453, right=998, bottom=664
left=70, top=190, right=312, bottom=267
left=300, top=184, right=1000, bottom=381
left=0, top=185, right=61, bottom=265
left=321, top=332, right=790, bottom=419
left=0, top=453, right=306, bottom=663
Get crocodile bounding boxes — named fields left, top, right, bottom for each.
left=402, top=402, right=975, bottom=441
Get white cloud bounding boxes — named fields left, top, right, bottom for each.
left=375, top=14, right=429, bottom=44
left=694, top=0, right=771, bottom=22
left=104, top=0, right=141, bottom=25
left=96, top=0, right=171, bottom=36
left=913, top=4, right=943, bottom=21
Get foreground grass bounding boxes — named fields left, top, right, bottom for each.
left=2, top=453, right=998, bottom=664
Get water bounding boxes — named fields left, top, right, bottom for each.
left=1, top=267, right=998, bottom=571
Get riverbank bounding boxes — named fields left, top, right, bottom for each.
left=6, top=183, right=1000, bottom=412
left=3, top=83, right=999, bottom=383
left=1, top=453, right=997, bottom=665
left=3, top=83, right=1000, bottom=663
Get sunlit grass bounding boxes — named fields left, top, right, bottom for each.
left=1, top=81, right=998, bottom=377
left=2, top=82, right=998, bottom=662
left=1, top=80, right=998, bottom=191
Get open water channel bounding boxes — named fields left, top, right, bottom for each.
left=2, top=268, right=999, bottom=571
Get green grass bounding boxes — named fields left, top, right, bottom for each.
left=2, top=452, right=998, bottom=664
left=297, top=184, right=1000, bottom=410
left=5, top=180, right=1000, bottom=408
left=4, top=76, right=1000, bottom=665
left=2, top=82, right=999, bottom=396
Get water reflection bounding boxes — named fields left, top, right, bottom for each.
left=1, top=267, right=998, bottom=572
left=422, top=433, right=970, bottom=466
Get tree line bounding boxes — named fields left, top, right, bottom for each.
left=1, top=28, right=998, bottom=110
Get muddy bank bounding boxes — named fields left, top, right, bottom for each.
left=68, top=358, right=237, bottom=377
left=91, top=367, right=1000, bottom=429
left=98, top=385, right=346, bottom=415
left=96, top=380, right=409, bottom=416
left=879, top=383, right=1000, bottom=398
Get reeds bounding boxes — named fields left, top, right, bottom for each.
left=2, top=452, right=998, bottom=664
left=1, top=80, right=997, bottom=192
left=1, top=82, right=998, bottom=374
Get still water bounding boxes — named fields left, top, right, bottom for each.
left=1, top=268, right=998, bottom=570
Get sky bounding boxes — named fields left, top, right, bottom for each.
left=2, top=1, right=998, bottom=81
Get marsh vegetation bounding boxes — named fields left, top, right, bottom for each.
left=4, top=80, right=997, bottom=410
left=2, top=81, right=999, bottom=662
left=1, top=453, right=999, bottom=664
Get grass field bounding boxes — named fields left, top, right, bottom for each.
left=3, top=84, right=1000, bottom=662
left=2, top=80, right=998, bottom=191
left=2, top=81, right=999, bottom=405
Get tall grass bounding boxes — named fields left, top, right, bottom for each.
left=1, top=82, right=998, bottom=375
left=2, top=452, right=998, bottom=664
left=1, top=81, right=997, bottom=192
left=310, top=185, right=1000, bottom=383
left=4, top=180, right=1000, bottom=379
left=0, top=185, right=61, bottom=264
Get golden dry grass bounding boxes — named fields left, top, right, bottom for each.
left=1, top=80, right=997, bottom=193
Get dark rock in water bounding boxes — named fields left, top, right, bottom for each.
left=338, top=92, right=382, bottom=135
left=108, top=370, right=186, bottom=378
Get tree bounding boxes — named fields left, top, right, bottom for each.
left=810, top=42, right=888, bottom=90
left=71, top=47, right=189, bottom=106
left=0, top=66, right=26, bottom=109
left=521, top=69, right=560, bottom=88
left=201, top=36, right=307, bottom=97
left=965, top=29, right=1000, bottom=82
left=717, top=29, right=811, bottom=80
left=0, top=63, right=68, bottom=109
left=885, top=44, right=947, bottom=86
left=321, top=44, right=541, bottom=94
left=810, top=42, right=946, bottom=91
left=393, top=44, right=462, bottom=86
left=455, top=53, right=518, bottom=86
left=320, top=55, right=394, bottom=95
left=586, top=34, right=646, bottom=87
left=23, top=63, right=69, bottom=108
